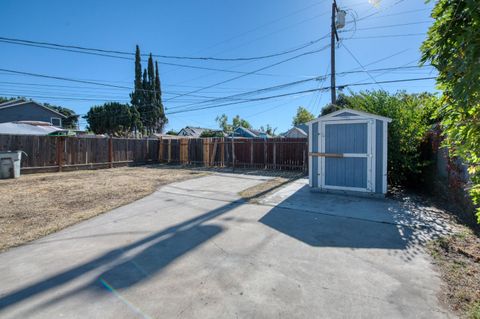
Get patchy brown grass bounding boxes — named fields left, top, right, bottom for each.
left=429, top=229, right=480, bottom=319
left=0, top=165, right=206, bottom=252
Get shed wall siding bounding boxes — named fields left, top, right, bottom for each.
left=325, top=123, right=367, bottom=154
left=311, top=122, right=319, bottom=188
left=324, top=122, right=368, bottom=189
left=375, top=120, right=384, bottom=193
left=325, top=157, right=367, bottom=188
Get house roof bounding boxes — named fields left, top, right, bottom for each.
left=307, top=108, right=392, bottom=124
left=179, top=126, right=212, bottom=137
left=0, top=99, right=67, bottom=118
left=234, top=127, right=271, bottom=138
left=284, top=126, right=308, bottom=137
left=0, top=121, right=63, bottom=135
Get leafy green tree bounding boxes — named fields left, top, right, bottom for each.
left=292, top=106, right=315, bottom=126
left=0, top=96, right=16, bottom=104
left=200, top=130, right=225, bottom=138
left=216, top=114, right=251, bottom=132
left=260, top=124, right=277, bottom=136
left=216, top=114, right=229, bottom=132
left=165, top=130, right=178, bottom=135
left=320, top=93, right=350, bottom=115
left=421, top=0, right=480, bottom=222
left=232, top=115, right=251, bottom=129
left=84, top=102, right=141, bottom=137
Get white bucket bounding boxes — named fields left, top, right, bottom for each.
left=0, top=151, right=22, bottom=179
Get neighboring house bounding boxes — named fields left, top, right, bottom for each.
left=282, top=124, right=308, bottom=138
left=0, top=121, right=64, bottom=135
left=0, top=100, right=67, bottom=127
left=178, top=126, right=210, bottom=137
left=233, top=127, right=271, bottom=138
left=178, top=126, right=225, bottom=137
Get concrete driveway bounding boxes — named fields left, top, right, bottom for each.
left=0, top=173, right=454, bottom=318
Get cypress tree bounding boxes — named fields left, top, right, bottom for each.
left=154, top=61, right=167, bottom=132
left=140, top=68, right=148, bottom=133
left=155, top=61, right=161, bottom=101
left=147, top=54, right=155, bottom=89
left=130, top=45, right=143, bottom=107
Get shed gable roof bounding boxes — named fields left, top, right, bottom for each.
left=308, top=108, right=392, bottom=124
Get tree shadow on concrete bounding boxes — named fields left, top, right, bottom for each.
left=0, top=175, right=289, bottom=315
left=259, top=184, right=452, bottom=260
left=0, top=200, right=235, bottom=313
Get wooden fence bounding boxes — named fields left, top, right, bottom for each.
left=0, top=135, right=308, bottom=173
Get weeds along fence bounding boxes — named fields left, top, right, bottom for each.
left=0, top=135, right=308, bottom=174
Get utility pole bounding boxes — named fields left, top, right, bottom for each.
left=330, top=0, right=345, bottom=105
left=331, top=0, right=337, bottom=105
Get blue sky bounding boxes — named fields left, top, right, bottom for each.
left=0, top=0, right=437, bottom=133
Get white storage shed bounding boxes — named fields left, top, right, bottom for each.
left=308, top=108, right=392, bottom=196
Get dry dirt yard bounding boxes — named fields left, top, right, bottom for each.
left=0, top=165, right=206, bottom=252
left=429, top=228, right=480, bottom=319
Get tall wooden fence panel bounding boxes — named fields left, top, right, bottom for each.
left=0, top=134, right=308, bottom=173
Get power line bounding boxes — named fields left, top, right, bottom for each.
left=341, top=20, right=432, bottom=32
left=168, top=65, right=433, bottom=111
left=0, top=81, right=253, bottom=99
left=341, top=43, right=383, bottom=90
left=344, top=33, right=426, bottom=40
left=165, top=75, right=324, bottom=111
left=164, top=45, right=330, bottom=103
left=167, top=77, right=437, bottom=115
left=0, top=68, right=133, bottom=90
left=0, top=35, right=326, bottom=62
left=0, top=64, right=433, bottom=109
left=6, top=76, right=436, bottom=122
left=0, top=39, right=303, bottom=77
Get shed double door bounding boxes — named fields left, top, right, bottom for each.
left=319, top=120, right=375, bottom=192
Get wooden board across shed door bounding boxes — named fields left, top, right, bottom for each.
left=319, top=119, right=375, bottom=192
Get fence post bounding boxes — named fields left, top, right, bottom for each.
left=181, top=138, right=189, bottom=165
left=273, top=140, right=277, bottom=170
left=231, top=137, right=235, bottom=172
left=220, top=137, right=225, bottom=167
left=203, top=138, right=210, bottom=167
left=250, top=139, right=254, bottom=168
left=146, top=138, right=149, bottom=163
left=210, top=139, right=218, bottom=166
left=158, top=137, right=163, bottom=163
left=56, top=136, right=64, bottom=172
left=263, top=139, right=267, bottom=169
left=108, top=137, right=113, bottom=168
left=168, top=139, right=172, bottom=163
left=303, top=142, right=307, bottom=173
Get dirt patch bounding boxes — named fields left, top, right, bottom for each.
left=429, top=229, right=480, bottom=318
left=239, top=171, right=303, bottom=203
left=0, top=165, right=206, bottom=252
